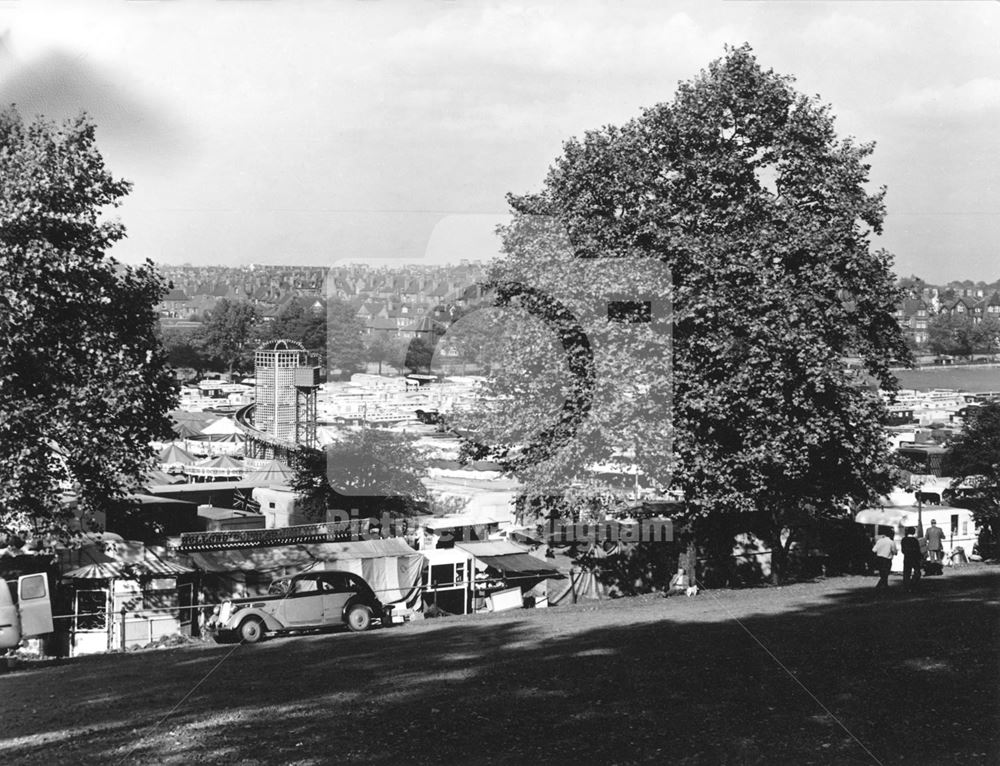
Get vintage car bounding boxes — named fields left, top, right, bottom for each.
left=209, top=570, right=391, bottom=644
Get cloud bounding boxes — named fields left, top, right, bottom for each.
left=890, top=77, right=1000, bottom=118
left=0, top=49, right=189, bottom=164
left=800, top=11, right=898, bottom=54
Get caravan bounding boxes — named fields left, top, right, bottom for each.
left=0, top=573, right=54, bottom=650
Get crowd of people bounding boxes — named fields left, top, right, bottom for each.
left=871, top=519, right=953, bottom=592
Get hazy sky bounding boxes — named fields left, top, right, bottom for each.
left=1, top=1, right=997, bottom=283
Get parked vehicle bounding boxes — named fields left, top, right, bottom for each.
left=209, top=570, right=390, bottom=644
left=1, top=573, right=54, bottom=650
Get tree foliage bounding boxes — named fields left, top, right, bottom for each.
left=458, top=45, right=910, bottom=580
left=404, top=336, right=435, bottom=374
left=201, top=298, right=260, bottom=376
left=363, top=333, right=410, bottom=375
left=927, top=312, right=1000, bottom=359
left=159, top=326, right=216, bottom=377
left=262, top=297, right=327, bottom=358
left=0, top=108, right=177, bottom=538
left=943, top=402, right=1000, bottom=557
left=326, top=298, right=366, bottom=376
left=291, top=430, right=428, bottom=518
left=364, top=333, right=394, bottom=375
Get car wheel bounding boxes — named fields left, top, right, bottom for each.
left=238, top=617, right=265, bottom=643
left=345, top=604, right=372, bottom=632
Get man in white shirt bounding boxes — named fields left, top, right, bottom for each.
left=872, top=528, right=897, bottom=591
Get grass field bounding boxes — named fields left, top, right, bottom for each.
left=1, top=565, right=997, bottom=765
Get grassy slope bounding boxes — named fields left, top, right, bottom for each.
left=0, top=566, right=997, bottom=765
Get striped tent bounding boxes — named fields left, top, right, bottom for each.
left=63, top=558, right=192, bottom=579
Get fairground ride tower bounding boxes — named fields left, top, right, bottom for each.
left=251, top=340, right=320, bottom=454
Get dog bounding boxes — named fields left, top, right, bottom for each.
left=685, top=584, right=699, bottom=597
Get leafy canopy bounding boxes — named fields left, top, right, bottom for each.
left=0, top=108, right=177, bottom=538
left=944, top=403, right=1000, bottom=548
left=460, top=46, right=908, bottom=554
left=201, top=298, right=261, bottom=376
left=927, top=312, right=1000, bottom=359
left=291, top=429, right=429, bottom=518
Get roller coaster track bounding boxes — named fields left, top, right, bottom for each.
left=235, top=403, right=304, bottom=455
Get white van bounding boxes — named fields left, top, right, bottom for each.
left=1, top=573, right=54, bottom=650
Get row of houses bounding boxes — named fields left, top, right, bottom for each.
left=894, top=291, right=1000, bottom=347
left=156, top=263, right=489, bottom=342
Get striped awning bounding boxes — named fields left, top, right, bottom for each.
left=62, top=559, right=193, bottom=579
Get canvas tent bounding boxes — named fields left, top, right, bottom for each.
left=548, top=567, right=608, bottom=605
left=244, top=460, right=296, bottom=486
left=201, top=417, right=243, bottom=436
left=144, top=468, right=184, bottom=487
left=187, top=454, right=246, bottom=480
left=159, top=444, right=196, bottom=472
left=173, top=421, right=203, bottom=439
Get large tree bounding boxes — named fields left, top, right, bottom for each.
left=201, top=298, right=261, bottom=377
left=326, top=298, right=366, bottom=376
left=291, top=430, right=428, bottom=519
left=459, top=45, right=909, bottom=581
left=261, top=296, right=366, bottom=375
left=943, top=403, right=1000, bottom=558
left=262, top=297, right=327, bottom=358
left=0, top=109, right=177, bottom=539
left=927, top=312, right=999, bottom=359
left=364, top=332, right=401, bottom=375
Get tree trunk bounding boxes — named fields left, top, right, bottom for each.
left=770, top=527, right=794, bottom=585
left=686, top=540, right=697, bottom=589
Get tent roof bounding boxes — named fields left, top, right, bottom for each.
left=194, top=454, right=245, bottom=470
left=208, top=431, right=244, bottom=443
left=456, top=540, right=532, bottom=557
left=202, top=417, right=243, bottom=436
left=172, top=422, right=203, bottom=438
left=143, top=469, right=184, bottom=487
left=63, top=558, right=193, bottom=579
left=473, top=552, right=563, bottom=579
left=244, top=460, right=296, bottom=484
left=159, top=444, right=196, bottom=464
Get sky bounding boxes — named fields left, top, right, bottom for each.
left=0, top=0, right=997, bottom=283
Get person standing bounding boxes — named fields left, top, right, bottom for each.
left=872, top=527, right=897, bottom=591
left=900, top=527, right=922, bottom=588
left=925, top=519, right=946, bottom=562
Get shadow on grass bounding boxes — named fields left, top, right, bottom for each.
left=0, top=568, right=997, bottom=766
